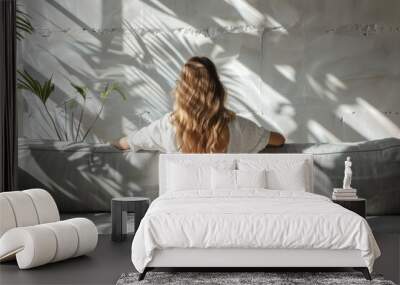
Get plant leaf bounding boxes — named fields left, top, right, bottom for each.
left=16, top=6, right=34, bottom=40
left=16, top=18, right=34, bottom=33
left=100, top=82, right=126, bottom=100
left=17, top=70, right=43, bottom=101
left=41, top=75, right=54, bottom=103
left=100, top=82, right=110, bottom=99
left=17, top=70, right=55, bottom=104
left=110, top=83, right=127, bottom=100
left=17, top=78, right=35, bottom=94
left=70, top=82, right=87, bottom=100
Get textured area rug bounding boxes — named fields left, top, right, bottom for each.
left=116, top=272, right=396, bottom=285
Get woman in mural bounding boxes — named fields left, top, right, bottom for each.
left=112, top=56, right=285, bottom=153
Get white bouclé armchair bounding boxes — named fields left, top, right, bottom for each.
left=0, top=189, right=98, bottom=269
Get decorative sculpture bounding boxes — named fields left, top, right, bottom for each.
left=342, top=156, right=353, bottom=189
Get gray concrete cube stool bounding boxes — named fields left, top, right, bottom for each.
left=111, top=197, right=150, bottom=242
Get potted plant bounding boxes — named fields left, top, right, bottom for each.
left=17, top=70, right=126, bottom=142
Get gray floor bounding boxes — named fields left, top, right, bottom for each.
left=0, top=235, right=134, bottom=285
left=1, top=214, right=398, bottom=285
left=1, top=234, right=398, bottom=285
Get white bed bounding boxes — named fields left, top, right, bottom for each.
left=131, top=154, right=380, bottom=280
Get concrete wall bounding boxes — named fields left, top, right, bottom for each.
left=17, top=0, right=400, bottom=143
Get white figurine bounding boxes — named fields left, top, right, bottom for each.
left=343, top=156, right=353, bottom=189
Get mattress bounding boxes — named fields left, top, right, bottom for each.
left=131, top=190, right=380, bottom=273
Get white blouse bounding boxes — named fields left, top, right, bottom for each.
left=127, top=113, right=271, bottom=153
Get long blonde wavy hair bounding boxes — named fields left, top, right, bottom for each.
left=171, top=56, right=235, bottom=153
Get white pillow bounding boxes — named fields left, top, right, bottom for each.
left=167, top=163, right=210, bottom=191
left=211, top=168, right=267, bottom=190
left=211, top=168, right=236, bottom=190
left=167, top=160, right=235, bottom=192
left=237, top=169, right=267, bottom=189
left=238, top=159, right=309, bottom=191
left=266, top=165, right=307, bottom=191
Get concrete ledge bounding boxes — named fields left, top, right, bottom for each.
left=19, top=138, right=400, bottom=215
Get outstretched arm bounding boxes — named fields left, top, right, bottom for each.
left=111, top=114, right=170, bottom=152
left=112, top=137, right=130, bottom=150
left=267, top=132, right=285, bottom=146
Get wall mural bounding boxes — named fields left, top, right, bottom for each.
left=17, top=0, right=400, bottom=143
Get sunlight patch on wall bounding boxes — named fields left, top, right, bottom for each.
left=325, top=74, right=347, bottom=92
left=307, top=120, right=341, bottom=143
left=226, top=0, right=265, bottom=26
left=306, top=75, right=337, bottom=102
left=275, top=65, right=296, bottom=82
left=336, top=98, right=400, bottom=140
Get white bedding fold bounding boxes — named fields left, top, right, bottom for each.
left=131, top=190, right=380, bottom=273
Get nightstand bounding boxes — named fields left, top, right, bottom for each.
left=332, top=198, right=366, bottom=218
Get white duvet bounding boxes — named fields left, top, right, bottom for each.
left=131, top=190, right=380, bottom=273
